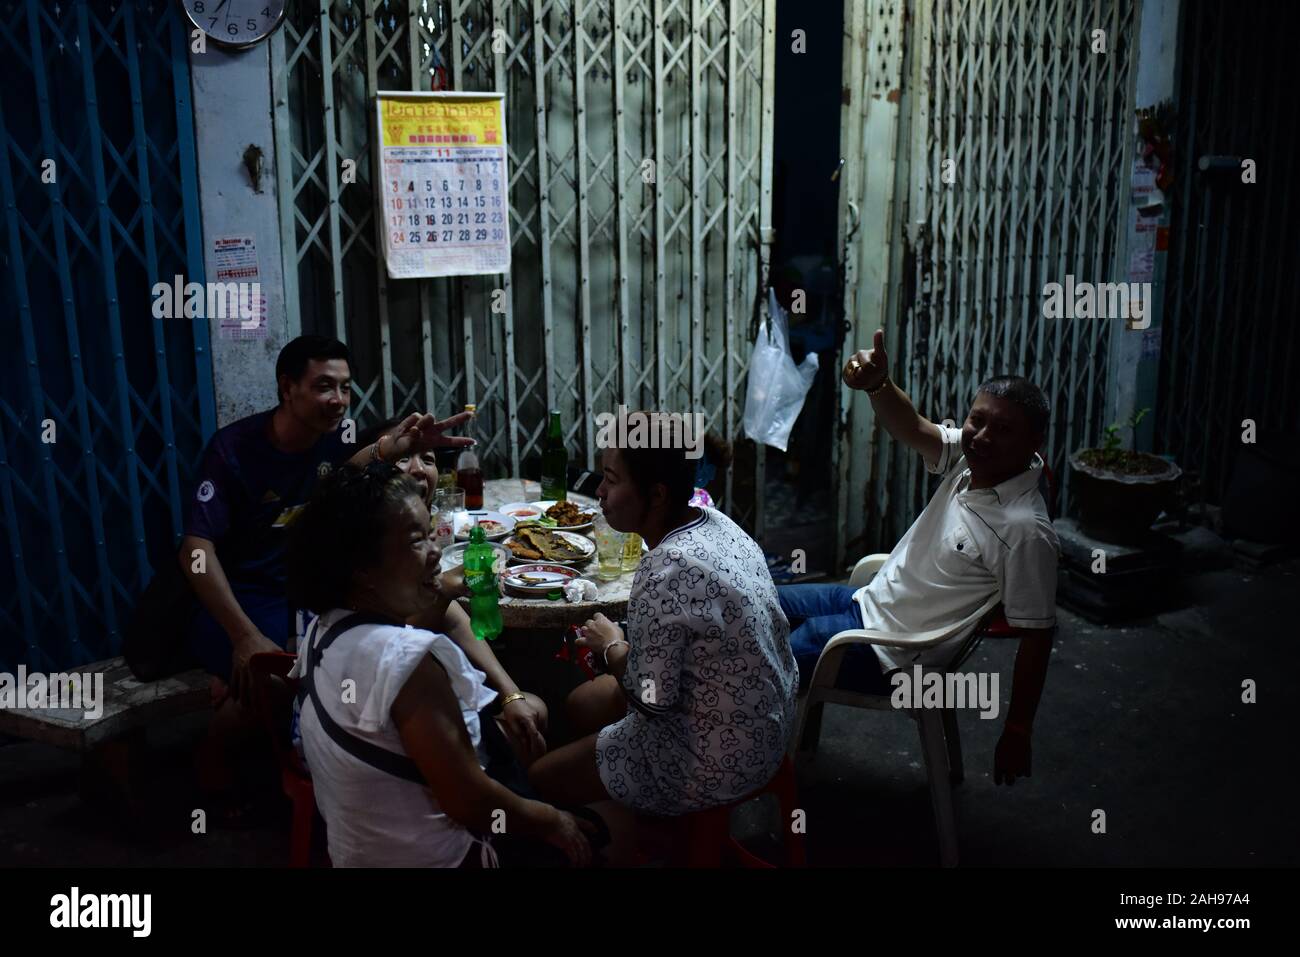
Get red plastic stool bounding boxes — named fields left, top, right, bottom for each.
left=677, top=755, right=806, bottom=868
left=282, top=767, right=320, bottom=868
left=249, top=652, right=329, bottom=867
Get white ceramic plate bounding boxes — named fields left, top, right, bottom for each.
left=439, top=541, right=510, bottom=574
left=501, top=563, right=580, bottom=596
left=504, top=528, right=596, bottom=566
left=453, top=510, right=516, bottom=541
left=497, top=501, right=549, bottom=523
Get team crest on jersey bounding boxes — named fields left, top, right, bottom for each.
left=196, top=480, right=215, bottom=503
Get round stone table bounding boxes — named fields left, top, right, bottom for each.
left=454, top=478, right=638, bottom=630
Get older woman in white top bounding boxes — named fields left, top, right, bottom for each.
left=529, top=430, right=798, bottom=815
left=287, top=462, right=592, bottom=867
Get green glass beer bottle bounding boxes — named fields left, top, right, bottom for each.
left=541, top=409, right=568, bottom=501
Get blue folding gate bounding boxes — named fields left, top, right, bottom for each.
left=0, top=0, right=213, bottom=672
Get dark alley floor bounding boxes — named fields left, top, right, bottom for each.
left=1, top=557, right=1296, bottom=868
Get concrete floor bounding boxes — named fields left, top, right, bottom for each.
left=1, top=557, right=1296, bottom=867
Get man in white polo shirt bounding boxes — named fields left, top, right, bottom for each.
left=778, top=328, right=1059, bottom=785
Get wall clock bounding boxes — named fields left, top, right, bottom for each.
left=179, top=0, right=288, bottom=50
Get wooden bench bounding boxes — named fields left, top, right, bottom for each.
left=0, top=657, right=210, bottom=810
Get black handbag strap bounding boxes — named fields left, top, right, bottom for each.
left=301, top=611, right=427, bottom=786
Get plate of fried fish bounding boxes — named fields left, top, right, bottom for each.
left=503, top=525, right=596, bottom=566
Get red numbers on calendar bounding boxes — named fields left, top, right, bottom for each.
left=385, top=151, right=506, bottom=254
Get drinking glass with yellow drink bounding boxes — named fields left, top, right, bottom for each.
left=592, top=518, right=626, bottom=582
left=621, top=532, right=643, bottom=572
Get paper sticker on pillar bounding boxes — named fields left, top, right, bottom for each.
left=218, top=290, right=267, bottom=340
left=1131, top=153, right=1161, bottom=212
left=1041, top=275, right=1151, bottom=330
left=1140, top=328, right=1161, bottom=360
left=213, top=235, right=266, bottom=340
left=1128, top=215, right=1158, bottom=284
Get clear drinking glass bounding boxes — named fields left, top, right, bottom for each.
left=592, top=519, right=627, bottom=582
left=435, top=488, right=465, bottom=542
left=621, top=532, right=644, bottom=572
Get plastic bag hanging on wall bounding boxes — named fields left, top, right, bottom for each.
left=742, top=289, right=820, bottom=452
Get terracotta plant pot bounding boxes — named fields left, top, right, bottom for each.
left=1069, top=450, right=1182, bottom=544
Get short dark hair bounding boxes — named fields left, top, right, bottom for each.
left=275, top=335, right=351, bottom=404
left=611, top=412, right=729, bottom=507
left=617, top=444, right=698, bottom=507
left=286, top=462, right=422, bottom=613
left=976, top=375, right=1050, bottom=437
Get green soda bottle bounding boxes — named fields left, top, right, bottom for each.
left=463, top=523, right=503, bottom=641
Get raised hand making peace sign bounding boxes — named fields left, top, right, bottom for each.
left=380, top=410, right=475, bottom=461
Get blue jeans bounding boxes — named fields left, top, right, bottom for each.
left=778, top=584, right=892, bottom=694
left=187, top=582, right=294, bottom=682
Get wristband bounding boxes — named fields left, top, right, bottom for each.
left=371, top=434, right=388, bottom=464
left=497, top=692, right=527, bottom=713
left=865, top=375, right=890, bottom=396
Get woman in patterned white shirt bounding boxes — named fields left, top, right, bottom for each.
left=529, top=429, right=798, bottom=816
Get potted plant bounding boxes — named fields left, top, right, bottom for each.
left=1069, top=408, right=1182, bottom=544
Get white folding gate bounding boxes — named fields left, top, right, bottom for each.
left=836, top=0, right=1138, bottom=563
left=274, top=0, right=776, bottom=530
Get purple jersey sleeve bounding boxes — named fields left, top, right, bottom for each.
left=184, top=438, right=235, bottom=542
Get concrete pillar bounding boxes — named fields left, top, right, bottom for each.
left=1106, top=0, right=1182, bottom=451
left=188, top=38, right=292, bottom=426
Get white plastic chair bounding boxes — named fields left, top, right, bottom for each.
left=794, top=553, right=1001, bottom=868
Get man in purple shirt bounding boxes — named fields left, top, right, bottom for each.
left=180, top=335, right=469, bottom=814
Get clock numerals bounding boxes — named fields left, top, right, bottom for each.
left=185, top=1, right=286, bottom=49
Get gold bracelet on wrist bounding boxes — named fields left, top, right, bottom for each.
left=865, top=376, right=890, bottom=397
left=499, top=692, right=527, bottom=710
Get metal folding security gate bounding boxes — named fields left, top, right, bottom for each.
left=275, top=0, right=775, bottom=529
left=835, top=0, right=1137, bottom=562
left=1157, top=0, right=1300, bottom=506
left=0, top=0, right=213, bottom=670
